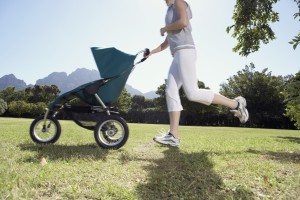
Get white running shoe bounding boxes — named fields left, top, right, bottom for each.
left=230, top=96, right=249, bottom=123
left=153, top=129, right=170, bottom=140
left=153, top=131, right=180, bottom=147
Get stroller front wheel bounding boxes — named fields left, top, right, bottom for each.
left=30, top=116, right=61, bottom=144
left=94, top=115, right=129, bottom=149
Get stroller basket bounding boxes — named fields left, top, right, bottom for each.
left=64, top=105, right=118, bottom=130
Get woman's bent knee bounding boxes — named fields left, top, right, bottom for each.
left=185, top=89, right=214, bottom=105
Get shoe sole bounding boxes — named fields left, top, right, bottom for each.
left=241, top=108, right=249, bottom=123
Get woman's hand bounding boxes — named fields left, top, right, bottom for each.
left=144, top=50, right=152, bottom=58
left=160, top=27, right=167, bottom=36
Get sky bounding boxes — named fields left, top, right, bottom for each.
left=0, top=0, right=299, bottom=93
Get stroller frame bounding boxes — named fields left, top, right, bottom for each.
left=29, top=48, right=149, bottom=149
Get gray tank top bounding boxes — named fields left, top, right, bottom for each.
left=165, top=0, right=195, bottom=55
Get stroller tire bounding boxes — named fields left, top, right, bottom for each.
left=94, top=115, right=129, bottom=149
left=30, top=115, right=61, bottom=144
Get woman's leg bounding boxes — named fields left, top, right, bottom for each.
left=212, top=93, right=238, bottom=109
left=169, top=111, right=181, bottom=138
left=178, top=49, right=237, bottom=108
left=165, top=55, right=183, bottom=138
left=154, top=49, right=248, bottom=146
left=159, top=49, right=238, bottom=139
left=153, top=54, right=182, bottom=146
left=178, top=49, right=248, bottom=123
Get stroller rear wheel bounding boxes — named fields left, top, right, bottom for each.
left=94, top=115, right=129, bottom=149
left=30, top=116, right=61, bottom=144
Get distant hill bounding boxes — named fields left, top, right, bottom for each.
left=0, top=68, right=158, bottom=99
left=36, top=68, right=100, bottom=93
left=0, top=74, right=28, bottom=91
left=125, top=85, right=158, bottom=100
left=144, top=91, right=158, bottom=99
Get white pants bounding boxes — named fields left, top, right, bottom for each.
left=166, top=49, right=214, bottom=112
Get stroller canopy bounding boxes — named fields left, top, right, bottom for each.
left=91, top=47, right=137, bottom=79
left=48, top=47, right=137, bottom=108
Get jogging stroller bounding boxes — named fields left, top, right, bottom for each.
left=29, top=47, right=149, bottom=149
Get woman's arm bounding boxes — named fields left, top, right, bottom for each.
left=161, top=0, right=188, bottom=36
left=148, top=38, right=169, bottom=56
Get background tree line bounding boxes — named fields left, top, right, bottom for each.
left=0, top=64, right=299, bottom=130
left=0, top=85, right=60, bottom=117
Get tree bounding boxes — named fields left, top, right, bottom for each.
left=0, top=98, right=7, bottom=115
left=43, top=85, right=60, bottom=103
left=0, top=86, right=26, bottom=103
left=220, top=63, right=289, bottom=128
left=144, top=99, right=156, bottom=109
left=8, top=101, right=30, bottom=117
left=228, top=0, right=300, bottom=56
left=154, top=83, right=168, bottom=112
left=29, top=102, right=47, bottom=117
left=282, top=72, right=300, bottom=129
left=25, top=85, right=60, bottom=103
left=114, top=88, right=131, bottom=113
left=131, top=95, right=146, bottom=111
left=289, top=1, right=300, bottom=49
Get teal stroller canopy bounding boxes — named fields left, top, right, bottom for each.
left=91, top=47, right=137, bottom=79
left=48, top=47, right=138, bottom=108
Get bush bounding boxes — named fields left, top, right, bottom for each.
left=0, top=98, right=7, bottom=115
left=8, top=101, right=47, bottom=118
left=8, top=101, right=30, bottom=117
left=29, top=102, right=47, bottom=117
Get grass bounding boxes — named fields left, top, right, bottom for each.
left=0, top=117, right=300, bottom=199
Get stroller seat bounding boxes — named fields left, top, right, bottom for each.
left=84, top=78, right=110, bottom=95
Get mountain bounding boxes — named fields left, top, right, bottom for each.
left=125, top=84, right=144, bottom=96
left=36, top=68, right=100, bottom=93
left=0, top=74, right=28, bottom=91
left=144, top=91, right=158, bottom=99
left=0, top=68, right=158, bottom=99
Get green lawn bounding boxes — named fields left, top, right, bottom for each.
left=0, top=117, right=299, bottom=199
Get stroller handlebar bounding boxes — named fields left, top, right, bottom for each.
left=135, top=48, right=150, bottom=65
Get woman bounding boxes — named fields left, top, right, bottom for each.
left=147, top=0, right=249, bottom=147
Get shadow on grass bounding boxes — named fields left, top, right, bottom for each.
left=247, top=149, right=300, bottom=163
left=136, top=148, right=253, bottom=200
left=18, top=143, right=110, bottom=162
left=276, top=136, right=300, bottom=144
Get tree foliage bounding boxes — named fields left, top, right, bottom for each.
left=220, top=63, right=289, bottom=128
left=228, top=0, right=300, bottom=56
left=0, top=85, right=59, bottom=117
left=8, top=101, right=30, bottom=117
left=282, top=72, right=300, bottom=128
left=154, top=83, right=168, bottom=112
left=289, top=0, right=300, bottom=49
left=114, top=88, right=131, bottom=113
left=0, top=86, right=26, bottom=103
left=25, top=85, right=60, bottom=103
left=7, top=100, right=47, bottom=117
left=131, top=95, right=146, bottom=111
left=0, top=98, right=7, bottom=115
